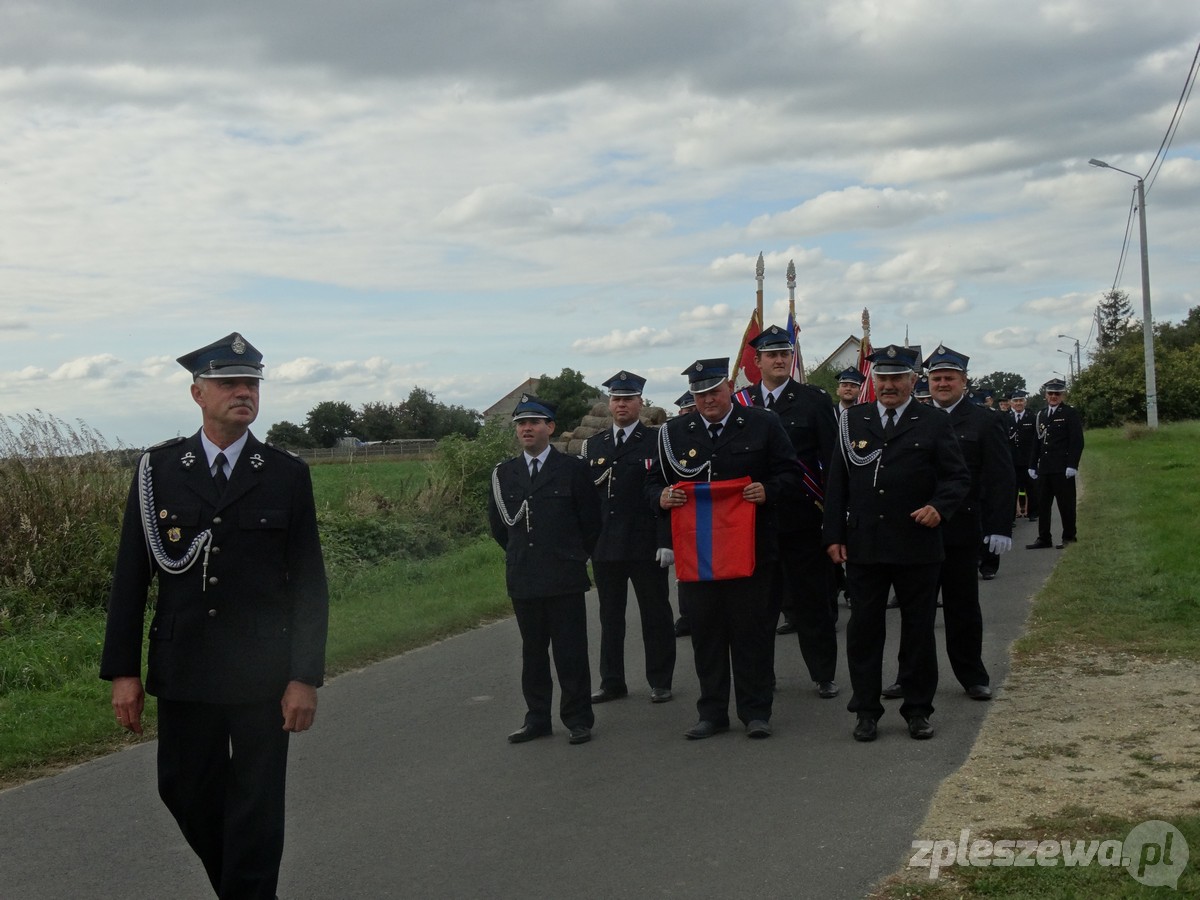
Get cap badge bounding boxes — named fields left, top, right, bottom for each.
left=887, top=348, right=896, bottom=358
left=619, top=371, right=628, bottom=380
left=695, top=363, right=703, bottom=372
left=770, top=326, right=780, bottom=335
left=520, top=394, right=530, bottom=403
left=232, top=336, right=246, bottom=355
left=937, top=344, right=946, bottom=354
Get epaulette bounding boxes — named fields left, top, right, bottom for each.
left=145, top=436, right=186, bottom=452
left=264, top=442, right=305, bottom=462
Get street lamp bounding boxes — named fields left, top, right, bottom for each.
left=1057, top=349, right=1075, bottom=383
left=1088, top=158, right=1158, bottom=428
left=1058, top=333, right=1082, bottom=377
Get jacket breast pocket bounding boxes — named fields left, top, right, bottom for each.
left=158, top=505, right=201, bottom=542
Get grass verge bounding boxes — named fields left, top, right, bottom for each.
left=876, top=421, right=1200, bottom=898
left=0, top=535, right=507, bottom=789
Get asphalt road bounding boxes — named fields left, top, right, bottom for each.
left=0, top=519, right=1062, bottom=899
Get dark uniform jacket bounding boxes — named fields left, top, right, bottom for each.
left=582, top=423, right=664, bottom=562
left=645, top=406, right=802, bottom=567
left=1009, top=409, right=1038, bottom=470
left=1032, top=404, right=1085, bottom=474
left=938, top=402, right=1015, bottom=548
left=822, top=401, right=971, bottom=565
left=488, top=447, right=602, bottom=600
left=747, top=379, right=837, bottom=532
left=100, top=432, right=329, bottom=705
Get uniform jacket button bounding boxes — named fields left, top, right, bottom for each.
left=208, top=576, right=219, bottom=585
left=208, top=608, right=218, bottom=617
left=212, top=516, right=223, bottom=525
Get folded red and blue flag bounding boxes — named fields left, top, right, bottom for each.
left=671, top=477, right=756, bottom=582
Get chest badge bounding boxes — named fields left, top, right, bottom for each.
left=167, top=527, right=182, bottom=543
left=688, top=449, right=697, bottom=458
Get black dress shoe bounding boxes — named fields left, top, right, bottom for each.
left=684, top=720, right=728, bottom=740
left=908, top=716, right=934, bottom=740
left=776, top=620, right=797, bottom=635
left=881, top=682, right=903, bottom=699
left=568, top=726, right=592, bottom=745
left=817, top=680, right=840, bottom=698
left=674, top=617, right=691, bottom=637
left=649, top=687, right=673, bottom=703
left=980, top=570, right=996, bottom=581
left=590, top=686, right=628, bottom=703
left=1026, top=540, right=1053, bottom=549
left=745, top=719, right=772, bottom=738
left=1026, top=515, right=1038, bottom=523
left=507, top=724, right=552, bottom=744
left=1055, top=538, right=1077, bottom=549
left=853, top=716, right=878, bottom=742
left=966, top=684, right=993, bottom=701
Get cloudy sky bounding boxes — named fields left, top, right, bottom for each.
left=3, top=1, right=1198, bottom=446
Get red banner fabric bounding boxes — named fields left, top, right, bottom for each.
left=671, top=477, right=756, bottom=582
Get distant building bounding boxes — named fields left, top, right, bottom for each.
left=484, top=377, right=540, bottom=422
left=816, top=335, right=862, bottom=373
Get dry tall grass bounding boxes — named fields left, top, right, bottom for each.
left=0, top=413, right=132, bottom=630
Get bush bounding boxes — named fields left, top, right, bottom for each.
left=0, top=414, right=131, bottom=630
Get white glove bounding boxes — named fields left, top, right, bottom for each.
left=655, top=548, right=674, bottom=568
left=1065, top=467, right=1077, bottom=478
left=984, top=535, right=1013, bottom=555
left=1027, top=468, right=1038, bottom=481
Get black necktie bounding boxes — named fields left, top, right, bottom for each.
left=529, top=458, right=540, bottom=480
left=884, top=409, right=896, bottom=438
left=765, top=392, right=775, bottom=410
left=213, top=452, right=229, bottom=493
left=708, top=422, right=722, bottom=442
left=615, top=429, right=625, bottom=447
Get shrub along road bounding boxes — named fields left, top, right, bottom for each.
left=0, top=519, right=1060, bottom=899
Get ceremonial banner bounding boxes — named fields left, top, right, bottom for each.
left=671, top=477, right=755, bottom=582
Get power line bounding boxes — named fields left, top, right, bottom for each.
left=1144, top=37, right=1200, bottom=194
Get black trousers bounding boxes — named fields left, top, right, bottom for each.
left=1015, top=465, right=1039, bottom=516
left=593, top=560, right=676, bottom=692
left=511, top=592, right=594, bottom=730
left=774, top=528, right=838, bottom=682
left=844, top=561, right=941, bottom=721
left=891, top=545, right=989, bottom=691
left=1037, top=471, right=1078, bottom=542
left=680, top=567, right=774, bottom=726
left=156, top=698, right=290, bottom=900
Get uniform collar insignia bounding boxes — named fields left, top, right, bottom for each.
left=249, top=453, right=265, bottom=469
left=180, top=451, right=196, bottom=468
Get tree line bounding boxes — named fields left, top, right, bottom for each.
left=1070, top=292, right=1200, bottom=427
left=265, top=387, right=484, bottom=449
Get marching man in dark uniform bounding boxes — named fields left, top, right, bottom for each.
left=101, top=333, right=329, bottom=900
left=882, top=346, right=1013, bottom=702
left=744, top=325, right=840, bottom=698
left=583, top=372, right=676, bottom=705
left=835, top=367, right=865, bottom=414
left=822, top=345, right=970, bottom=742
left=488, top=395, right=602, bottom=745
left=1026, top=378, right=1085, bottom=550
left=649, top=358, right=800, bottom=740
left=1008, top=389, right=1039, bottom=521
